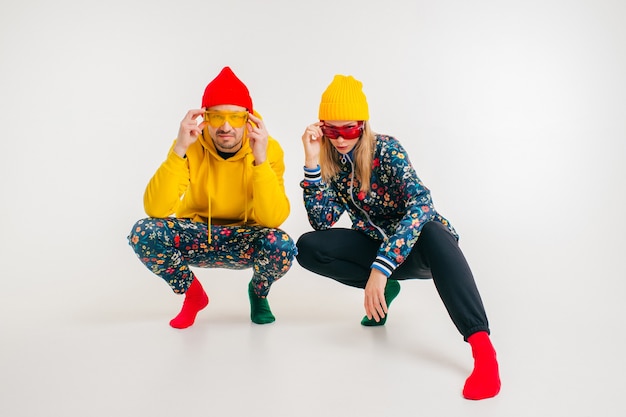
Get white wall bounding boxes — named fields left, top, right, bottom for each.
left=1, top=0, right=625, bottom=333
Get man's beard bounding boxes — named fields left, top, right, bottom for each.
left=213, top=130, right=242, bottom=151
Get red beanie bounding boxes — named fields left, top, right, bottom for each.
left=201, top=66, right=253, bottom=113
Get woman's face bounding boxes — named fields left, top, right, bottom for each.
left=321, top=120, right=364, bottom=154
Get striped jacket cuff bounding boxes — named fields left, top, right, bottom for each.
left=303, top=165, right=322, bottom=182
left=372, top=255, right=397, bottom=278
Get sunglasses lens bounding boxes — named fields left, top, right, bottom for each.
left=321, top=126, right=338, bottom=139
left=341, top=127, right=362, bottom=139
left=205, top=112, right=248, bottom=128
left=321, top=123, right=363, bottom=140
left=227, top=113, right=247, bottom=128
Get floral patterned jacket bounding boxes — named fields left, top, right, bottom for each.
left=300, top=134, right=458, bottom=277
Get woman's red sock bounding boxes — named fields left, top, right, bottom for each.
left=463, top=331, right=501, bottom=400
left=169, top=278, right=209, bottom=329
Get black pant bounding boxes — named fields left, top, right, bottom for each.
left=296, top=221, right=490, bottom=339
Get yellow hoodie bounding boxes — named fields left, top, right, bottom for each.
left=143, top=115, right=290, bottom=231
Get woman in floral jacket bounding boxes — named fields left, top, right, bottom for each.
left=296, top=74, right=500, bottom=400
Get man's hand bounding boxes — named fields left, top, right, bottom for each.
left=364, top=268, right=389, bottom=323
left=247, top=113, right=268, bottom=165
left=174, top=109, right=206, bottom=157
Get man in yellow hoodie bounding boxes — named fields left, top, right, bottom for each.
left=128, top=66, right=296, bottom=328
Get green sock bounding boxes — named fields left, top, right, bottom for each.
left=248, top=281, right=275, bottom=324
left=361, top=279, right=401, bottom=326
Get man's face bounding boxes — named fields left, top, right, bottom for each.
left=205, top=104, right=248, bottom=153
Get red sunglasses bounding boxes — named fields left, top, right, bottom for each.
left=320, top=121, right=364, bottom=140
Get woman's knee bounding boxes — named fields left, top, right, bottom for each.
left=295, top=231, right=315, bottom=253
left=295, top=231, right=324, bottom=266
left=421, top=221, right=456, bottom=242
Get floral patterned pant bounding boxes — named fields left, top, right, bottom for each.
left=128, top=218, right=296, bottom=297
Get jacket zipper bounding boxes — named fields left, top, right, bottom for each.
left=344, top=153, right=388, bottom=240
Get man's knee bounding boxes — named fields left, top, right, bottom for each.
left=128, top=218, right=148, bottom=250
left=266, top=229, right=297, bottom=260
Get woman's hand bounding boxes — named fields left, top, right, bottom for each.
left=302, top=122, right=323, bottom=169
left=364, top=268, right=389, bottom=323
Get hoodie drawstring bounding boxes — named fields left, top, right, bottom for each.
left=202, top=129, right=253, bottom=245
left=243, top=157, right=249, bottom=225
left=205, top=147, right=212, bottom=244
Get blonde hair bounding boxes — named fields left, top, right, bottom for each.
left=319, top=121, right=375, bottom=193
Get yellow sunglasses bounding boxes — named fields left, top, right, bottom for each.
left=204, top=111, right=249, bottom=128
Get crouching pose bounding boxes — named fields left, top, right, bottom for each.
left=296, top=74, right=500, bottom=400
left=128, top=67, right=296, bottom=328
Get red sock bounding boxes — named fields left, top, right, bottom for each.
left=463, top=331, right=501, bottom=400
left=169, top=278, right=209, bottom=329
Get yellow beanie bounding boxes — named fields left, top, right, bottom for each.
left=318, top=75, right=369, bottom=121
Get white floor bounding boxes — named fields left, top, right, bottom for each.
left=2, top=1, right=625, bottom=415
left=2, top=240, right=624, bottom=417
